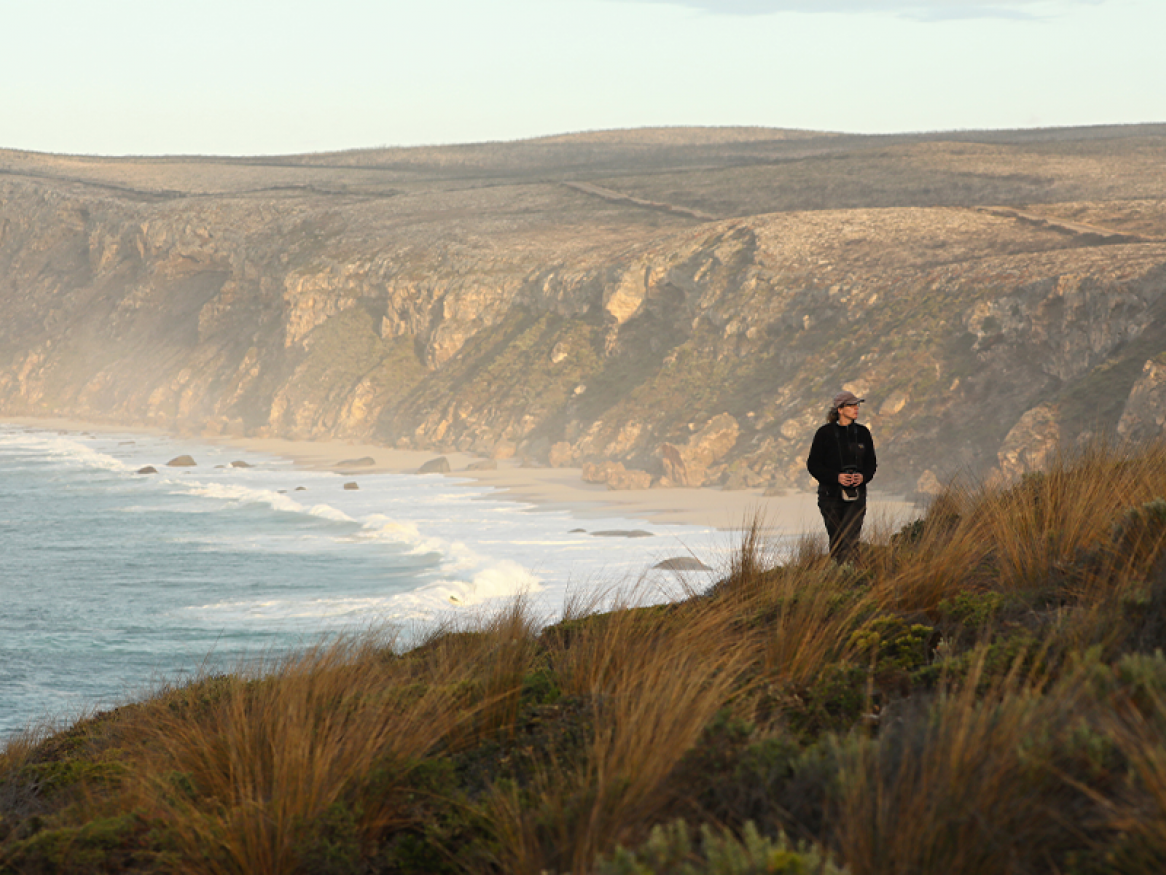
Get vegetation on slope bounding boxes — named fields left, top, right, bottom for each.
left=6, top=441, right=1166, bottom=872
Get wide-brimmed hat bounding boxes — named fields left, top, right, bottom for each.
left=833, top=391, right=865, bottom=409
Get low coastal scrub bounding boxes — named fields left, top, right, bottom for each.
left=7, top=440, right=1166, bottom=873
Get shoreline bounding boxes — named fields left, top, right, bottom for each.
left=0, top=415, right=919, bottom=534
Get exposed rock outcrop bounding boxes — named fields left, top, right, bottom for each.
left=581, top=460, right=651, bottom=490
left=660, top=414, right=740, bottom=487
left=1118, top=358, right=1166, bottom=442
left=997, top=405, right=1063, bottom=480
left=605, top=467, right=652, bottom=491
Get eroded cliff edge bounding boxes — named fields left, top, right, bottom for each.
left=2, top=126, right=1166, bottom=496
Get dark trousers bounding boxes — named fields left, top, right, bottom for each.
left=818, top=494, right=866, bottom=563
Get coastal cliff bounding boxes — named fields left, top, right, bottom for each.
left=2, top=125, right=1166, bottom=495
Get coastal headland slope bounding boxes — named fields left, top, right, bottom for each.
left=3, top=124, right=1166, bottom=495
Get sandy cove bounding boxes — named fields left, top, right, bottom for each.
left=2, top=416, right=919, bottom=535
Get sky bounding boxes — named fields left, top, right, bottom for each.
left=1, top=0, right=1161, bottom=156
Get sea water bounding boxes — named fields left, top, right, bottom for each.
left=0, top=423, right=741, bottom=739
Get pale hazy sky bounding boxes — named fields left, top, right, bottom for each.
left=1, top=0, right=1160, bottom=156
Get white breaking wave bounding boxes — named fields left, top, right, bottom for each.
left=183, top=557, right=543, bottom=626
left=0, top=431, right=135, bottom=473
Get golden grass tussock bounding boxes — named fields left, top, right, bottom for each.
left=11, top=439, right=1166, bottom=873
left=481, top=598, right=752, bottom=874
left=112, top=634, right=480, bottom=874
left=869, top=437, right=1166, bottom=617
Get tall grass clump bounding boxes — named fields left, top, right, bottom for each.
left=872, top=438, right=1166, bottom=618
left=481, top=593, right=752, bottom=874
left=7, top=439, right=1166, bottom=872
left=121, top=633, right=483, bottom=874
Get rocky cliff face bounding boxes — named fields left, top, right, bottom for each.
left=2, top=127, right=1166, bottom=496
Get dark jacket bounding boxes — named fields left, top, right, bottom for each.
left=806, top=421, right=877, bottom=499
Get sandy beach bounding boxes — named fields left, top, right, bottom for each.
left=1, top=415, right=919, bottom=535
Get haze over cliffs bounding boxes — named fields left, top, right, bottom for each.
left=2, top=124, right=1165, bottom=496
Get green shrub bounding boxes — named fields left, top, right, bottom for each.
left=595, top=819, right=847, bottom=875
left=847, top=616, right=935, bottom=673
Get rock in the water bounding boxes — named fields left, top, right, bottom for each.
left=136, top=466, right=157, bottom=475
left=338, top=456, right=376, bottom=467
left=230, top=460, right=252, bottom=468
left=591, top=529, right=654, bottom=538
left=419, top=456, right=451, bottom=474
left=343, top=481, right=360, bottom=490
left=295, top=486, right=307, bottom=491
left=654, top=556, right=713, bottom=571
left=166, top=455, right=196, bottom=467
left=568, top=528, right=587, bottom=533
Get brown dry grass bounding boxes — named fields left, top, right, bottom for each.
left=9, top=439, right=1166, bottom=873
left=111, top=633, right=478, bottom=874
left=483, top=598, right=751, bottom=874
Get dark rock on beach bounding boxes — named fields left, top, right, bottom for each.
left=591, top=529, right=654, bottom=538
left=338, top=457, right=376, bottom=467
left=653, top=556, right=713, bottom=571
left=419, top=456, right=451, bottom=474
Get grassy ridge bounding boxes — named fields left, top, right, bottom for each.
left=6, top=442, right=1166, bottom=872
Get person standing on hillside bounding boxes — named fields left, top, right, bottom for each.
left=806, top=391, right=877, bottom=564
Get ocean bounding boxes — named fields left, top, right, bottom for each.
left=0, top=423, right=737, bottom=739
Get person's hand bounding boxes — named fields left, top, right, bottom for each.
left=838, top=472, right=864, bottom=487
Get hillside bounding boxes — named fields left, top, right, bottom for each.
left=2, top=124, right=1166, bottom=494
left=6, top=442, right=1166, bottom=872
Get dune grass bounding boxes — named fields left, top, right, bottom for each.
left=6, top=439, right=1166, bottom=873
